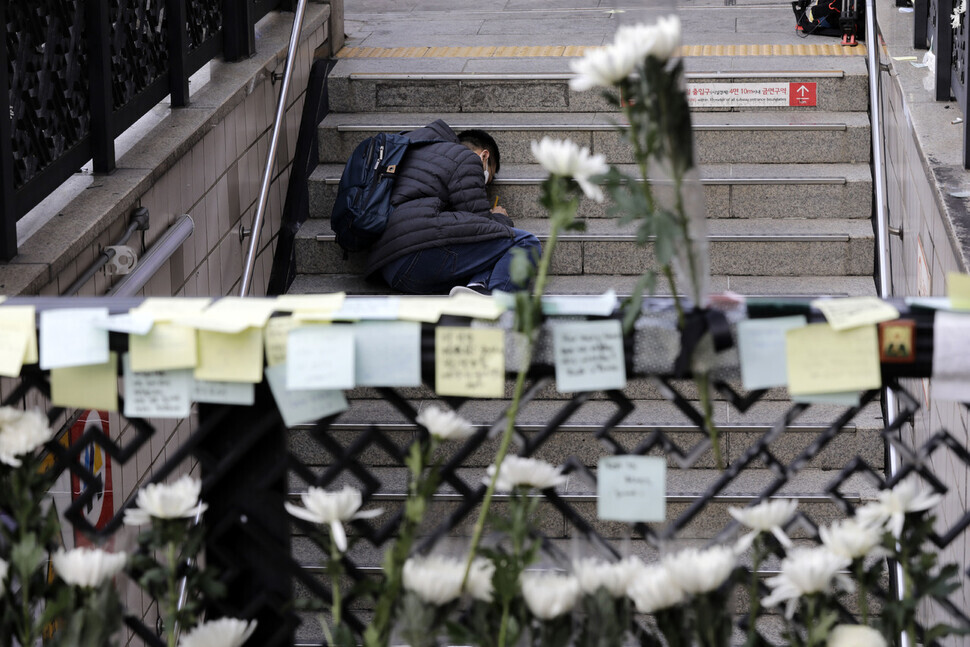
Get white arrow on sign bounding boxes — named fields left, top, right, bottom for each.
left=796, top=85, right=810, bottom=96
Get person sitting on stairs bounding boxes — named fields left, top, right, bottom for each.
left=364, top=119, right=541, bottom=295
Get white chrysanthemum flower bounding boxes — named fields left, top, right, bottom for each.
left=729, top=498, right=797, bottom=551
left=0, top=557, right=7, bottom=597
left=827, top=624, right=887, bottom=647
left=573, top=556, right=643, bottom=597
left=465, top=557, right=496, bottom=603
left=484, top=455, right=567, bottom=492
left=402, top=555, right=467, bottom=606
left=178, top=618, right=258, bottom=647
left=952, top=0, right=966, bottom=29
left=123, top=475, right=208, bottom=527
left=626, top=563, right=686, bottom=613
left=569, top=43, right=640, bottom=92
left=614, top=15, right=681, bottom=62
left=855, top=475, right=942, bottom=539
left=661, top=546, right=736, bottom=595
left=52, top=548, right=127, bottom=588
left=521, top=571, right=581, bottom=620
left=0, top=408, right=53, bottom=467
left=416, top=406, right=475, bottom=442
left=284, top=486, right=382, bottom=552
left=762, top=547, right=853, bottom=619
left=819, top=518, right=887, bottom=560
left=530, top=137, right=609, bottom=202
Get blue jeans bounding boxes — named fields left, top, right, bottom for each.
left=381, top=228, right=541, bottom=294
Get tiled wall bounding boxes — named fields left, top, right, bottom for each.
left=882, top=61, right=970, bottom=627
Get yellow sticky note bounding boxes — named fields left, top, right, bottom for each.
left=50, top=353, right=119, bottom=411
left=264, top=316, right=299, bottom=366
left=178, top=297, right=278, bottom=333
left=0, top=328, right=28, bottom=377
left=0, top=305, right=37, bottom=364
left=129, top=322, right=198, bottom=372
left=195, top=327, right=264, bottom=383
left=274, top=293, right=345, bottom=313
left=812, top=297, right=900, bottom=330
left=132, top=298, right=212, bottom=322
left=439, top=293, right=505, bottom=320
left=786, top=324, right=881, bottom=395
left=947, top=272, right=970, bottom=310
left=435, top=327, right=505, bottom=398
left=399, top=297, right=446, bottom=323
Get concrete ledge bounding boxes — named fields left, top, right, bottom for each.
left=0, top=3, right=332, bottom=296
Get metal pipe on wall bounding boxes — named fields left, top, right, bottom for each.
left=106, top=215, right=194, bottom=297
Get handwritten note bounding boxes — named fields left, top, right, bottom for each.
left=597, top=455, right=666, bottom=522
left=129, top=322, right=198, bottom=372
left=812, top=297, right=900, bottom=331
left=195, top=327, right=264, bottom=383
left=737, top=315, right=807, bottom=390
left=264, top=316, right=299, bottom=366
left=192, top=380, right=256, bottom=406
left=0, top=328, right=29, bottom=377
left=40, top=308, right=109, bottom=370
left=931, top=311, right=970, bottom=402
left=435, top=327, right=505, bottom=398
left=50, top=353, right=119, bottom=411
left=264, top=364, right=348, bottom=427
left=948, top=272, right=970, bottom=311
left=0, top=305, right=38, bottom=364
left=786, top=324, right=881, bottom=395
left=355, top=321, right=422, bottom=387
left=122, top=355, right=192, bottom=419
left=286, top=325, right=355, bottom=390
left=552, top=320, right=626, bottom=393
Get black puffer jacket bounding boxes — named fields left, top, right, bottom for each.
left=365, top=120, right=513, bottom=275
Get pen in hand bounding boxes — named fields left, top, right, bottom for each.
left=493, top=196, right=499, bottom=209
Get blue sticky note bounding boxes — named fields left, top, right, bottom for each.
left=552, top=320, right=626, bottom=393
left=354, top=321, right=422, bottom=387
left=737, top=315, right=807, bottom=390
left=265, top=364, right=348, bottom=427
left=597, top=455, right=666, bottom=522
left=791, top=391, right=861, bottom=406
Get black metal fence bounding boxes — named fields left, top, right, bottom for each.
left=0, top=0, right=287, bottom=261
left=7, top=296, right=969, bottom=646
left=916, top=0, right=970, bottom=167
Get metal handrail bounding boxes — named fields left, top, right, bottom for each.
left=239, top=0, right=309, bottom=297
left=865, top=1, right=909, bottom=645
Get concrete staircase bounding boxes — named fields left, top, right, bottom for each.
left=286, top=4, right=881, bottom=642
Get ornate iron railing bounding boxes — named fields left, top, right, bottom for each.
left=5, top=296, right=968, bottom=646
left=0, top=0, right=287, bottom=260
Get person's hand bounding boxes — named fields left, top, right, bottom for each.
left=490, top=205, right=509, bottom=217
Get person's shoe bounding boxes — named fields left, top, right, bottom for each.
left=449, top=283, right=490, bottom=297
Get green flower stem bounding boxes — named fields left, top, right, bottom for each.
left=331, top=540, right=343, bottom=629
left=497, top=600, right=511, bottom=647
left=696, top=372, right=722, bottom=470
left=165, top=540, right=179, bottom=647
left=853, top=559, right=869, bottom=625
left=671, top=166, right=705, bottom=309
left=462, top=182, right=569, bottom=588
left=746, top=537, right=764, bottom=646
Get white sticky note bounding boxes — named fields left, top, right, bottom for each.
left=932, top=311, right=970, bottom=402
left=93, top=313, right=154, bottom=335
left=328, top=297, right=401, bottom=321
left=354, top=321, right=422, bottom=387
left=542, top=290, right=618, bottom=316
left=552, top=320, right=626, bottom=393
left=737, top=315, right=807, bottom=390
left=265, top=364, right=348, bottom=427
left=597, top=455, right=666, bottom=522
left=192, top=379, right=256, bottom=406
left=122, top=355, right=192, bottom=419
left=287, top=325, right=356, bottom=390
left=40, top=308, right=110, bottom=370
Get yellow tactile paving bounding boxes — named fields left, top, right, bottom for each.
left=336, top=43, right=867, bottom=58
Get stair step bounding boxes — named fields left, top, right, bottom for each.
left=309, top=162, right=872, bottom=221
left=318, top=111, right=872, bottom=165
left=326, top=56, right=869, bottom=113
left=294, top=217, right=874, bottom=277
left=287, top=273, right=877, bottom=298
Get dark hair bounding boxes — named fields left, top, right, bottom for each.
left=458, top=129, right=501, bottom=176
